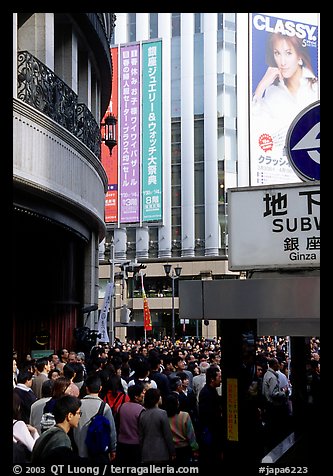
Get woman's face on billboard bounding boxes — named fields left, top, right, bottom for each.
left=272, top=38, right=300, bottom=79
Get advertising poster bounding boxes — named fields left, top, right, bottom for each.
left=142, top=40, right=163, bottom=222
left=119, top=43, right=141, bottom=223
left=250, top=13, right=319, bottom=185
left=103, top=46, right=119, bottom=223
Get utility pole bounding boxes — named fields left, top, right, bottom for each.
left=109, top=238, right=115, bottom=346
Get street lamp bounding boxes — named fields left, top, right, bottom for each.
left=164, top=264, right=182, bottom=343
left=101, top=112, right=117, bottom=155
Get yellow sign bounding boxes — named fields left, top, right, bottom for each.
left=227, top=378, right=239, bottom=441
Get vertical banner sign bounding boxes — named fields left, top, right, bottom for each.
left=227, top=378, right=239, bottom=441
left=141, top=272, right=152, bottom=331
left=103, top=47, right=119, bottom=223
left=97, top=282, right=113, bottom=343
left=250, top=14, right=319, bottom=185
left=120, top=44, right=141, bottom=223
left=142, top=40, right=163, bottom=222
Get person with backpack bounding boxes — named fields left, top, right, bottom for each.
left=73, top=374, right=117, bottom=463
left=40, top=377, right=71, bottom=433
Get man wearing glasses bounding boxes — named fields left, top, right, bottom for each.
left=31, top=395, right=82, bottom=463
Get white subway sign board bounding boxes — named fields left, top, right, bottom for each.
left=228, top=182, right=320, bottom=270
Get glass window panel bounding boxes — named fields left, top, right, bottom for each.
left=195, top=13, right=201, bottom=33
left=172, top=185, right=181, bottom=207
left=172, top=13, right=180, bottom=37
left=128, top=13, right=136, bottom=42
left=150, top=13, right=158, bottom=39
left=218, top=161, right=225, bottom=204
left=194, top=162, right=204, bottom=206
left=195, top=205, right=204, bottom=240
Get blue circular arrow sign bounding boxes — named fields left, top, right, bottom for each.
left=285, top=100, right=320, bottom=181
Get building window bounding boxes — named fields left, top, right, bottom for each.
left=126, top=227, right=136, bottom=260
left=224, top=13, right=236, bottom=30
left=172, top=13, right=181, bottom=37
left=150, top=13, right=158, bottom=39
left=218, top=161, right=225, bottom=204
left=128, top=13, right=136, bottom=42
left=149, top=227, right=158, bottom=258
left=219, top=203, right=228, bottom=254
left=218, top=13, right=223, bottom=30
left=195, top=13, right=201, bottom=33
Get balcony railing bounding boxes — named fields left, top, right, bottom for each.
left=17, top=50, right=101, bottom=158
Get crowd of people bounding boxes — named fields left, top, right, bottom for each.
left=12, top=335, right=320, bottom=469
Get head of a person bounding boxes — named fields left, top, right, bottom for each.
left=172, top=356, right=186, bottom=370
left=256, top=363, right=264, bottom=378
left=35, top=357, right=51, bottom=374
left=199, top=361, right=210, bottom=374
left=53, top=395, right=81, bottom=427
left=268, top=358, right=280, bottom=371
left=164, top=393, right=180, bottom=418
left=68, top=352, right=77, bottom=364
left=41, top=379, right=54, bottom=398
left=170, top=377, right=182, bottom=393
left=48, top=368, right=61, bottom=381
left=176, top=371, right=189, bottom=389
left=127, top=381, right=145, bottom=404
left=143, top=388, right=161, bottom=409
left=50, top=353, right=60, bottom=365
left=266, top=32, right=314, bottom=80
left=60, top=349, right=69, bottom=362
left=17, top=369, right=33, bottom=387
left=85, top=374, right=102, bottom=394
left=63, top=364, right=76, bottom=381
left=76, top=352, right=86, bottom=364
left=51, top=376, right=71, bottom=398
left=206, top=365, right=222, bottom=388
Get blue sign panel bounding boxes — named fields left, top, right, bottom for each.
left=285, top=101, right=320, bottom=181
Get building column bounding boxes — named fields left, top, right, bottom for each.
left=84, top=232, right=99, bottom=328
left=114, top=227, right=127, bottom=261
left=158, top=13, right=172, bottom=259
left=13, top=14, right=18, bottom=98
left=136, top=13, right=149, bottom=40
left=136, top=226, right=149, bottom=259
left=181, top=13, right=195, bottom=257
left=78, top=53, right=92, bottom=110
left=203, top=13, right=219, bottom=256
left=18, top=13, right=54, bottom=70
left=54, top=24, right=78, bottom=94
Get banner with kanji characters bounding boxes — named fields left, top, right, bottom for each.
left=141, top=272, right=152, bottom=331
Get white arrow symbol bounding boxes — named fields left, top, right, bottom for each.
left=291, top=122, right=320, bottom=164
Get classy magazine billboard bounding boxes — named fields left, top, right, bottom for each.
left=250, top=13, right=319, bottom=186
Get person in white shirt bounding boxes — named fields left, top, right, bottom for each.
left=13, top=391, right=39, bottom=463
left=253, top=31, right=318, bottom=126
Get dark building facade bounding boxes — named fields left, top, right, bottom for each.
left=13, top=13, right=115, bottom=361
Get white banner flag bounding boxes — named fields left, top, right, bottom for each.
left=97, top=282, right=113, bottom=343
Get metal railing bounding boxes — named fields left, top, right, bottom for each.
left=17, top=50, right=101, bottom=158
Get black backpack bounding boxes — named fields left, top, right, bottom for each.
left=85, top=401, right=111, bottom=456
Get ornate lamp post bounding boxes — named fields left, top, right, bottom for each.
left=101, top=112, right=117, bottom=155
left=164, top=264, right=182, bottom=343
